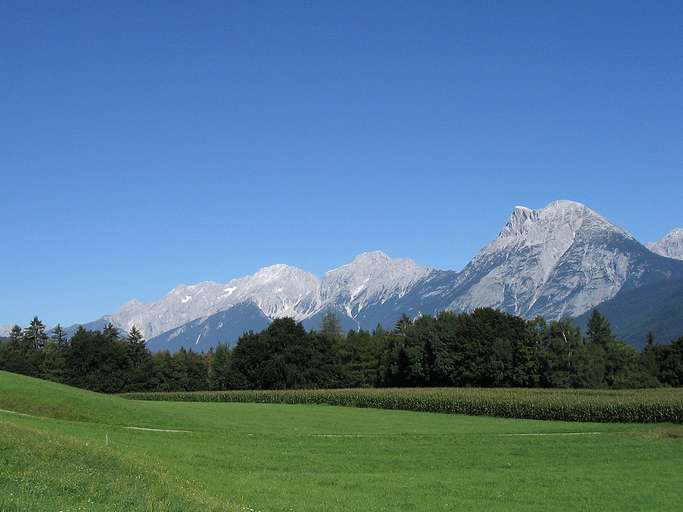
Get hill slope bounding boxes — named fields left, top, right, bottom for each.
left=574, top=278, right=683, bottom=348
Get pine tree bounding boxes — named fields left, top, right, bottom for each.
left=394, top=314, right=412, bottom=335
left=586, top=310, right=614, bottom=347
left=127, top=326, right=144, bottom=345
left=8, top=325, right=23, bottom=350
left=23, top=317, right=48, bottom=350
left=320, top=310, right=343, bottom=340
left=41, top=340, right=66, bottom=382
left=51, top=324, right=68, bottom=346
left=124, top=326, right=153, bottom=391
left=103, top=322, right=119, bottom=340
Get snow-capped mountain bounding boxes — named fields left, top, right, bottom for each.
left=647, top=229, right=683, bottom=260
left=63, top=199, right=683, bottom=351
left=78, top=251, right=437, bottom=343
left=94, top=264, right=320, bottom=340
left=0, top=325, right=12, bottom=338
left=319, top=251, right=433, bottom=320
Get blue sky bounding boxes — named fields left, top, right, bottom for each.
left=1, top=1, right=681, bottom=327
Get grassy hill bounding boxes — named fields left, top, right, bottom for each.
left=2, top=371, right=683, bottom=511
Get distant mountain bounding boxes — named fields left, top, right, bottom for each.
left=85, top=264, right=320, bottom=340
left=147, top=302, right=271, bottom=353
left=59, top=200, right=683, bottom=351
left=647, top=228, right=683, bottom=260
left=0, top=325, right=12, bottom=338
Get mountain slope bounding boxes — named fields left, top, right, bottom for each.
left=146, top=302, right=271, bottom=352
left=574, top=277, right=683, bottom=348
left=647, top=229, right=683, bottom=260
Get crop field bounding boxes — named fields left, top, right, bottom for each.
left=125, top=387, right=683, bottom=423
left=2, top=371, right=683, bottom=511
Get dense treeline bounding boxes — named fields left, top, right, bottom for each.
left=1, top=309, right=683, bottom=393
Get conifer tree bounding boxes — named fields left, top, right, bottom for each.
left=394, top=314, right=412, bottom=335
left=103, top=322, right=119, bottom=340
left=586, top=310, right=614, bottom=346
left=320, top=310, right=343, bottom=340
left=127, top=326, right=144, bottom=345
left=23, top=317, right=48, bottom=350
left=51, top=324, right=67, bottom=346
left=8, top=325, right=23, bottom=350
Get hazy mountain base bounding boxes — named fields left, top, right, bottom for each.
left=575, top=277, right=683, bottom=348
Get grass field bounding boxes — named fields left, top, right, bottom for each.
left=2, top=371, right=683, bottom=511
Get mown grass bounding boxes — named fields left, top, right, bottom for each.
left=123, top=386, right=683, bottom=423
left=2, top=371, right=683, bottom=511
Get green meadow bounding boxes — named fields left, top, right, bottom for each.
left=1, top=371, right=682, bottom=512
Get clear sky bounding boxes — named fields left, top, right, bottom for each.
left=1, top=1, right=681, bottom=327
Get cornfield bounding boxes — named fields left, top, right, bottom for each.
left=123, top=387, right=683, bottom=423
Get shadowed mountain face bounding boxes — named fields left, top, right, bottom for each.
left=146, top=302, right=271, bottom=353
left=62, top=200, right=683, bottom=351
left=574, top=277, right=683, bottom=349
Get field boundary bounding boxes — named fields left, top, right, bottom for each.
left=122, top=387, right=683, bottom=424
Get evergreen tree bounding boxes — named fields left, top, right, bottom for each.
left=125, top=325, right=153, bottom=390
left=209, top=344, right=234, bottom=390
left=41, top=341, right=66, bottom=382
left=23, top=317, right=48, bottom=350
left=394, top=314, right=413, bottom=335
left=320, top=310, right=343, bottom=340
left=127, top=326, right=144, bottom=345
left=8, top=325, right=23, bottom=351
left=586, top=310, right=614, bottom=346
left=51, top=324, right=68, bottom=346
left=103, top=322, right=119, bottom=340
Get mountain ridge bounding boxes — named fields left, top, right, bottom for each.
left=50, top=199, right=683, bottom=351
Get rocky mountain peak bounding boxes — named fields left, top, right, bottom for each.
left=647, top=228, right=683, bottom=260
left=452, top=200, right=638, bottom=319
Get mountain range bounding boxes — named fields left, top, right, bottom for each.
left=46, top=200, right=681, bottom=352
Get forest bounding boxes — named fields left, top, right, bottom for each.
left=1, top=308, right=682, bottom=393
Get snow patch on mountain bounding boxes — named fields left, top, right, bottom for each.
left=319, top=251, right=433, bottom=319
left=103, top=265, right=320, bottom=339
